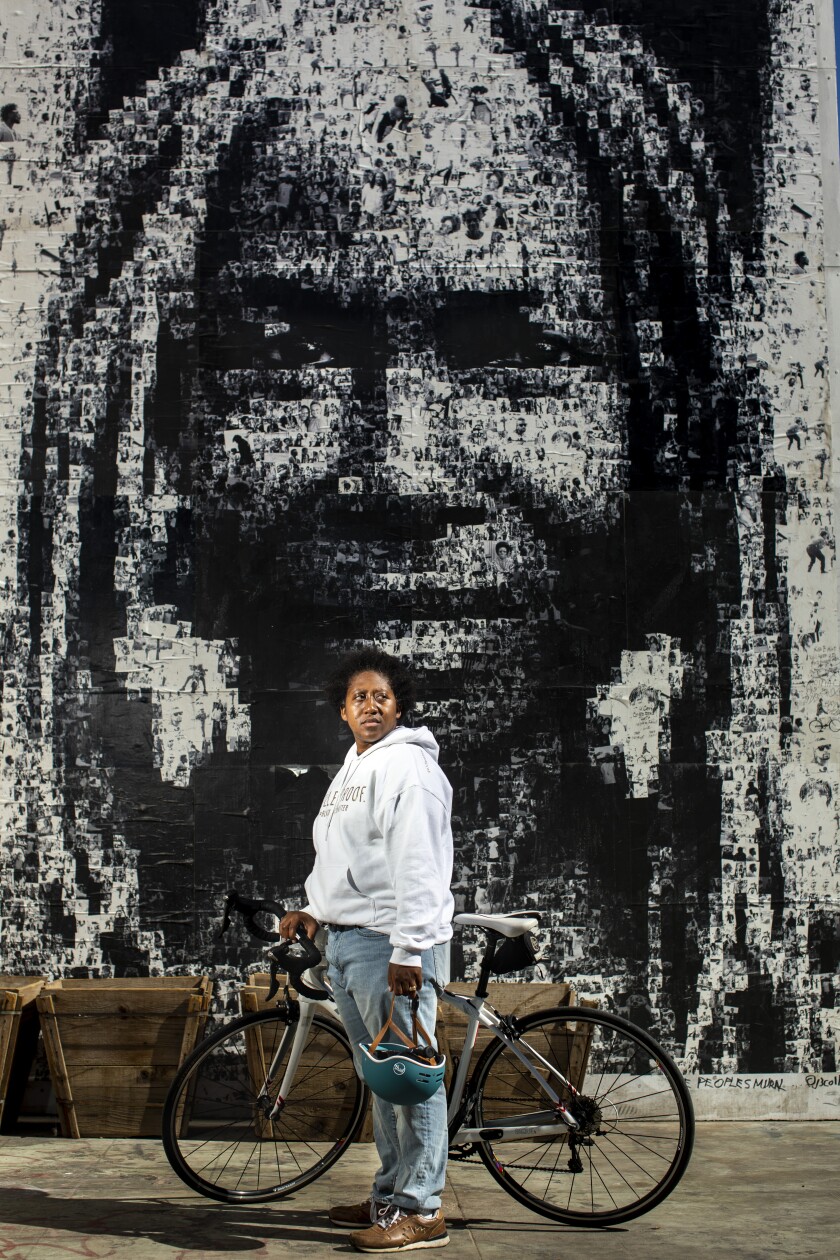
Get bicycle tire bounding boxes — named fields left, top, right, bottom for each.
left=470, top=1005, right=694, bottom=1227
left=162, top=1007, right=368, bottom=1203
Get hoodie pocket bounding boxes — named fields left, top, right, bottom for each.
left=346, top=867, right=366, bottom=896
left=346, top=867, right=378, bottom=922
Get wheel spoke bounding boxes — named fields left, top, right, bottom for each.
left=599, top=1129, right=672, bottom=1172
left=511, top=1138, right=557, bottom=1184
left=192, top=1134, right=245, bottom=1178
left=540, top=1138, right=567, bottom=1202
left=163, top=1011, right=365, bottom=1202
left=472, top=1008, right=693, bottom=1226
left=595, top=1078, right=676, bottom=1107
left=580, top=1140, right=620, bottom=1210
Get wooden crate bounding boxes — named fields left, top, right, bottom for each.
left=238, top=973, right=369, bottom=1141
left=239, top=971, right=291, bottom=1015
left=438, top=987, right=599, bottom=1139
left=436, top=981, right=576, bottom=1090
left=0, top=977, right=47, bottom=1131
left=36, top=976, right=212, bottom=1138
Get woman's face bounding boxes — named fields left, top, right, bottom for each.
left=49, top=1, right=759, bottom=1047
left=340, top=670, right=402, bottom=752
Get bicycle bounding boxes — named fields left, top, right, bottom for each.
left=808, top=715, right=840, bottom=734
left=162, top=893, right=695, bottom=1228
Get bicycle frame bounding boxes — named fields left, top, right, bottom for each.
left=261, top=971, right=579, bottom=1144
left=435, top=983, right=580, bottom=1142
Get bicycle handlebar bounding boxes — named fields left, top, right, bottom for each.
left=217, top=889, right=329, bottom=1002
left=266, top=932, right=329, bottom=1002
left=217, top=889, right=285, bottom=942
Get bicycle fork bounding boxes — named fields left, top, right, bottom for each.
left=256, top=995, right=320, bottom=1121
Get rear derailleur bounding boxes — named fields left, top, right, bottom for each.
left=564, top=1095, right=603, bottom=1173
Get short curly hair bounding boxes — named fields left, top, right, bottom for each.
left=324, top=648, right=417, bottom=717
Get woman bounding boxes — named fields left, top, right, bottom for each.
left=280, top=647, right=454, bottom=1254
left=361, top=170, right=386, bottom=219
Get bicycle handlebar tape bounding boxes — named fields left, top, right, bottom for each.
left=218, top=889, right=286, bottom=942
left=266, top=929, right=330, bottom=1002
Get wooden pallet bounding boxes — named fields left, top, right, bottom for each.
left=0, top=977, right=47, bottom=1131
left=36, top=976, right=212, bottom=1137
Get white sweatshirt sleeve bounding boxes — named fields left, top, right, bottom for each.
left=375, top=783, right=453, bottom=967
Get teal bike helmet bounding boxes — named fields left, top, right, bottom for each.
left=360, top=996, right=446, bottom=1106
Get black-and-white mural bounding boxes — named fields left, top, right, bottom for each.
left=1, top=1, right=838, bottom=1107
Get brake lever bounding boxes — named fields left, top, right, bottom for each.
left=266, top=926, right=329, bottom=1002
left=266, top=950, right=284, bottom=1002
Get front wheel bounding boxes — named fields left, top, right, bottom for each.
left=162, top=1008, right=368, bottom=1202
left=470, top=1006, right=694, bottom=1227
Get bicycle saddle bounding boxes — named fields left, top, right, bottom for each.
left=454, top=911, right=541, bottom=938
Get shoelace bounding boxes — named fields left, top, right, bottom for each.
left=374, top=1206, right=438, bottom=1230
left=375, top=1206, right=405, bottom=1230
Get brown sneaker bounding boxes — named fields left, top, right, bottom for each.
left=329, top=1199, right=390, bottom=1228
left=350, top=1210, right=449, bottom=1253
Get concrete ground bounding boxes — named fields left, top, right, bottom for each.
left=0, top=1124, right=836, bottom=1259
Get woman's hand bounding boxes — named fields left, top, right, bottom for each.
left=388, top=962, right=423, bottom=996
left=279, top=910, right=319, bottom=940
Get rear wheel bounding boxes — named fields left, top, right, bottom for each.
left=162, top=1008, right=367, bottom=1202
left=470, top=1006, right=694, bottom=1226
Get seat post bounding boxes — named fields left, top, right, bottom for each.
left=474, top=931, right=500, bottom=1000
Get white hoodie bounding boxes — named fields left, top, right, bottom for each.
left=304, top=725, right=454, bottom=967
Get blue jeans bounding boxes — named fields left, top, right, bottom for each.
left=325, top=927, right=450, bottom=1214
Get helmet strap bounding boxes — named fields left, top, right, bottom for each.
left=369, top=994, right=436, bottom=1055
left=410, top=994, right=435, bottom=1048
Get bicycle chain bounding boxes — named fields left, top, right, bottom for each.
left=448, top=1151, right=483, bottom=1165
left=449, top=1150, right=576, bottom=1174
left=448, top=1144, right=577, bottom=1173
left=448, top=1090, right=577, bottom=1171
